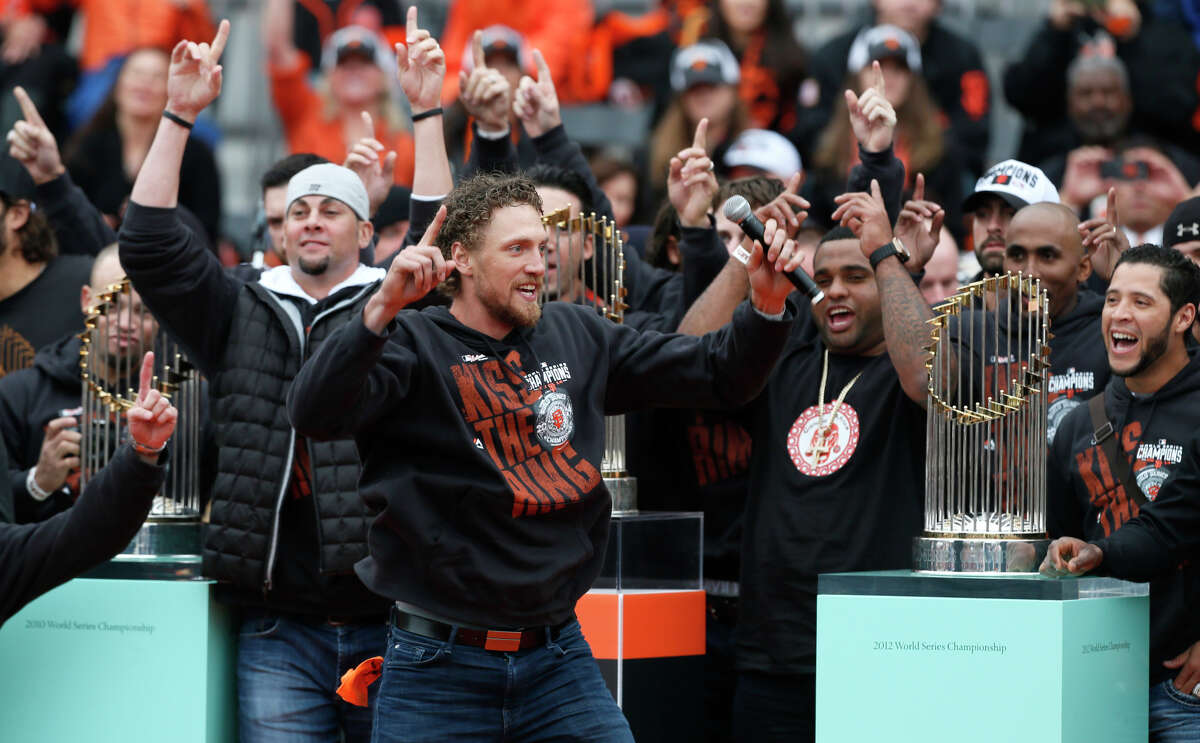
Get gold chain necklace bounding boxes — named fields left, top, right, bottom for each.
left=808, top=349, right=864, bottom=468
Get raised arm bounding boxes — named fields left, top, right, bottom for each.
left=7, top=86, right=116, bottom=253
left=459, top=29, right=519, bottom=177
left=119, top=20, right=239, bottom=376
left=831, top=180, right=933, bottom=405
left=845, top=61, right=905, bottom=224
left=0, top=352, right=173, bottom=625
left=130, top=20, right=228, bottom=209
left=605, top=235, right=800, bottom=413
left=290, top=210, right=448, bottom=438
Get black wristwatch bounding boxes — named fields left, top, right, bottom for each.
left=869, top=237, right=911, bottom=270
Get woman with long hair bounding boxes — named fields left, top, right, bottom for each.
left=703, top=0, right=807, bottom=132
left=806, top=25, right=965, bottom=237
left=64, top=47, right=221, bottom=243
left=649, top=39, right=748, bottom=203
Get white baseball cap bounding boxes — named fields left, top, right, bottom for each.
left=723, top=129, right=802, bottom=180
left=962, top=159, right=1061, bottom=213
left=286, top=163, right=371, bottom=222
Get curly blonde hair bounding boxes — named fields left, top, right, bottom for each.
left=437, top=173, right=544, bottom=296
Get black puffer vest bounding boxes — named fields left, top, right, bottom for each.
left=202, top=280, right=379, bottom=592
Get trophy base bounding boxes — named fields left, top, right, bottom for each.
left=912, top=535, right=1049, bottom=574
left=604, top=476, right=638, bottom=516
left=117, top=519, right=202, bottom=559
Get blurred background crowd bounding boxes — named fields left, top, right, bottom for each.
left=2, top=0, right=1197, bottom=275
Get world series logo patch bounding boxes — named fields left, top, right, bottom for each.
left=534, top=390, right=574, bottom=449
left=786, top=402, right=860, bottom=477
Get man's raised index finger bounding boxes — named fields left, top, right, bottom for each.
left=420, top=205, right=447, bottom=248
left=532, top=49, right=551, bottom=83
left=692, top=117, right=708, bottom=151
left=406, top=5, right=419, bottom=39
left=138, top=351, right=155, bottom=403
left=872, top=60, right=885, bottom=95
left=13, top=87, right=45, bottom=129
left=210, top=19, right=231, bottom=62
left=1107, top=187, right=1119, bottom=227
left=472, top=30, right=486, bottom=69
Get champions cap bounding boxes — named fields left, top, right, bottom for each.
left=962, top=159, right=1060, bottom=213
left=1164, top=196, right=1200, bottom=247
left=724, top=129, right=802, bottom=180
left=847, top=25, right=922, bottom=74
left=670, top=40, right=740, bottom=93
left=286, top=163, right=371, bottom=222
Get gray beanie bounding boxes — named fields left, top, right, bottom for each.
left=286, top=163, right=370, bottom=221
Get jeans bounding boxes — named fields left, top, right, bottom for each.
left=732, top=670, right=815, bottom=743
left=237, top=611, right=388, bottom=743
left=371, top=617, right=634, bottom=742
left=1150, top=678, right=1200, bottom=742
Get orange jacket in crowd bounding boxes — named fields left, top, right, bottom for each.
left=14, top=0, right=214, bottom=71
left=437, top=0, right=594, bottom=104
left=269, top=53, right=415, bottom=186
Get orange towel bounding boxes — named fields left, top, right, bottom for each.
left=337, top=656, right=383, bottom=707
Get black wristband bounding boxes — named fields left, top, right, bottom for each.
left=162, top=110, right=194, bottom=130
left=411, top=107, right=443, bottom=122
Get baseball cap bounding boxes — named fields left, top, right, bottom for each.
left=1163, top=196, right=1200, bottom=247
left=670, top=40, right=740, bottom=93
left=321, top=25, right=395, bottom=74
left=962, top=160, right=1060, bottom=213
left=724, top=129, right=802, bottom=180
left=846, top=25, right=922, bottom=74
left=461, top=25, right=528, bottom=75
left=286, top=163, right=371, bottom=222
left=0, top=153, right=36, bottom=204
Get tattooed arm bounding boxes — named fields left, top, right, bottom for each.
left=832, top=180, right=933, bottom=405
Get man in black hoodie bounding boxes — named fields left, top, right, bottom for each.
left=286, top=170, right=801, bottom=741
left=1043, top=244, right=1200, bottom=739
left=1, top=350, right=175, bottom=625
left=0, top=245, right=156, bottom=523
left=1003, top=202, right=1110, bottom=442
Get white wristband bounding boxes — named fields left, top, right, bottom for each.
left=26, top=467, right=52, bottom=501
left=475, top=124, right=510, bottom=140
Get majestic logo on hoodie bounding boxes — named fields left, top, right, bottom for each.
left=450, top=351, right=600, bottom=518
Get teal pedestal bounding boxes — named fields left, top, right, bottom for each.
left=0, top=575, right=236, bottom=742
left=816, top=571, right=1149, bottom=743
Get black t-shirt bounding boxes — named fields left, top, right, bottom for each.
left=628, top=406, right=751, bottom=584
left=735, top=320, right=925, bottom=674
left=0, top=255, right=92, bottom=379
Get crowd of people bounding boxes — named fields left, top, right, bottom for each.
left=2, top=1, right=1200, bottom=742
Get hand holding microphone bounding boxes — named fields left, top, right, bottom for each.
left=722, top=195, right=824, bottom=306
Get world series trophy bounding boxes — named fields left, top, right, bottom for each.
left=914, top=273, right=1052, bottom=573
left=541, top=205, right=636, bottom=514
left=80, top=278, right=205, bottom=564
